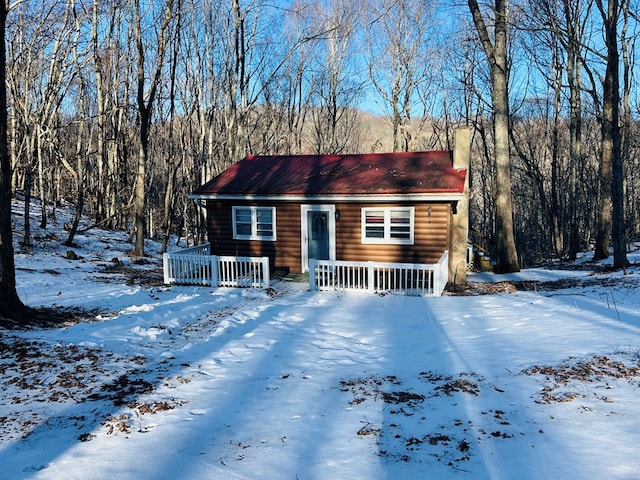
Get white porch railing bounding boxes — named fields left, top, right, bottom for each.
left=310, top=251, right=448, bottom=297
left=163, top=244, right=270, bottom=288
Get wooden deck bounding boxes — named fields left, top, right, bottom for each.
left=164, top=244, right=448, bottom=296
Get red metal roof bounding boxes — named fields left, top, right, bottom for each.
left=192, top=151, right=466, bottom=198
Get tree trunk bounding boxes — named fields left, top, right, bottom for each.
left=550, top=45, right=563, bottom=258
left=37, top=130, right=47, bottom=229
left=64, top=61, right=88, bottom=247
left=594, top=0, right=626, bottom=267
left=602, top=0, right=627, bottom=267
left=161, top=9, right=182, bottom=254
left=566, top=42, right=582, bottom=260
left=133, top=122, right=147, bottom=256
left=620, top=0, right=633, bottom=244
left=492, top=70, right=519, bottom=272
left=593, top=145, right=612, bottom=260
left=21, top=165, right=32, bottom=247
left=0, top=0, right=29, bottom=321
left=64, top=160, right=84, bottom=248
left=91, top=0, right=107, bottom=226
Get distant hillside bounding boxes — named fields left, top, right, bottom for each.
left=354, top=111, right=450, bottom=154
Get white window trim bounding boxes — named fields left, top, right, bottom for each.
left=361, top=207, right=415, bottom=245
left=232, top=206, right=276, bottom=241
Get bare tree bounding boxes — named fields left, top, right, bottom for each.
left=593, top=0, right=627, bottom=267
left=132, top=0, right=176, bottom=256
left=519, top=0, right=592, bottom=260
left=305, top=0, right=362, bottom=154
left=63, top=6, right=92, bottom=247
left=7, top=1, right=76, bottom=243
left=468, top=0, right=520, bottom=273
left=620, top=0, right=638, bottom=242
left=87, top=1, right=136, bottom=231
left=281, top=3, right=312, bottom=155
left=160, top=0, right=183, bottom=253
left=365, top=0, right=437, bottom=152
left=559, top=0, right=594, bottom=260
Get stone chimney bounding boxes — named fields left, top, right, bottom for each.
left=453, top=127, right=471, bottom=171
left=449, top=127, right=471, bottom=286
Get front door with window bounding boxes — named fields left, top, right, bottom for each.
left=308, top=211, right=329, bottom=261
left=301, top=205, right=335, bottom=271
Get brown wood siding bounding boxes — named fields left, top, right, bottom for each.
left=335, top=202, right=450, bottom=265
left=207, top=200, right=451, bottom=273
left=206, top=201, right=302, bottom=272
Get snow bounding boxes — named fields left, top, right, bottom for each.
left=2, top=201, right=640, bottom=479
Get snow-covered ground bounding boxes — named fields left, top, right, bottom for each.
left=2, top=201, right=640, bottom=479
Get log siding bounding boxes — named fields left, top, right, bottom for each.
left=334, top=202, right=450, bottom=266
left=206, top=200, right=451, bottom=273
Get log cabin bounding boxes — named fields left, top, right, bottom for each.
left=190, top=128, right=471, bottom=285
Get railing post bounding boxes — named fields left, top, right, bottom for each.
left=210, top=255, right=218, bottom=287
left=433, top=250, right=448, bottom=296
left=162, top=253, right=171, bottom=284
left=262, top=257, right=270, bottom=288
left=368, top=261, right=375, bottom=293
left=309, top=259, right=316, bottom=291
left=443, top=250, right=449, bottom=295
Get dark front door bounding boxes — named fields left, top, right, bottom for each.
left=307, top=211, right=330, bottom=262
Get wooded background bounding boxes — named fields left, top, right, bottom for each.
left=6, top=0, right=640, bottom=266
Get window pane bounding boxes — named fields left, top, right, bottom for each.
left=235, top=209, right=252, bottom=223
left=364, top=210, right=385, bottom=239
left=236, top=223, right=252, bottom=235
left=235, top=208, right=252, bottom=237
left=256, top=208, right=272, bottom=223
left=365, top=211, right=385, bottom=224
left=365, top=226, right=385, bottom=238
left=311, top=213, right=327, bottom=240
left=390, top=226, right=410, bottom=238
left=256, top=224, right=273, bottom=237
left=390, top=210, right=410, bottom=224
left=390, top=209, right=411, bottom=238
left=256, top=208, right=273, bottom=238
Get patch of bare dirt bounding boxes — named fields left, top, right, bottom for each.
left=447, top=274, right=638, bottom=296
left=0, top=305, right=99, bottom=330
left=446, top=281, right=529, bottom=295
left=96, top=261, right=165, bottom=287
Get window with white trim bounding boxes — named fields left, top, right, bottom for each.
left=361, top=207, right=414, bottom=244
left=232, top=206, right=276, bottom=241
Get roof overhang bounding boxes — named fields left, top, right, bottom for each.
left=189, top=193, right=465, bottom=203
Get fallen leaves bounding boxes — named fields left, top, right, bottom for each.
left=128, top=399, right=185, bottom=415
left=338, top=355, right=640, bottom=470
left=339, top=371, right=513, bottom=469
left=0, top=333, right=185, bottom=442
left=104, top=415, right=131, bottom=435
left=521, top=354, right=640, bottom=404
